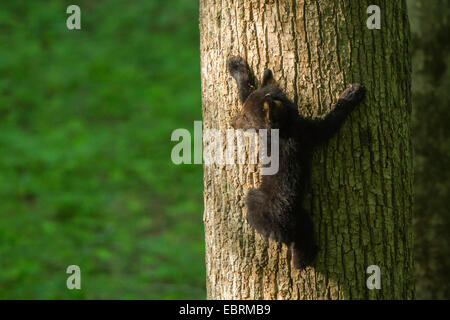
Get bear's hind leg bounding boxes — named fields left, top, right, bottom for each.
left=245, top=188, right=274, bottom=239
left=291, top=209, right=318, bottom=270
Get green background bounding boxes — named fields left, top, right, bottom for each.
left=0, top=0, right=204, bottom=299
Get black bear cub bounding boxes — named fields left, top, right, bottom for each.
left=227, top=56, right=366, bottom=270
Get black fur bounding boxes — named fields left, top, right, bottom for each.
left=227, top=56, right=366, bottom=270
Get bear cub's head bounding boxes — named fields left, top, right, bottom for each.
left=231, top=69, right=297, bottom=132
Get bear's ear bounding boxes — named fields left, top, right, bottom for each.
left=262, top=69, right=276, bottom=87
left=263, top=94, right=283, bottom=122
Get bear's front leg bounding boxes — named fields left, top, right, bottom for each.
left=337, top=83, right=366, bottom=109
left=304, top=84, right=366, bottom=144
left=227, top=56, right=255, bottom=104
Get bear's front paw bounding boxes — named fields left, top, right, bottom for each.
left=227, top=56, right=250, bottom=79
left=338, top=83, right=366, bottom=106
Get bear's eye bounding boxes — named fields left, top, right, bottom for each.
left=243, top=114, right=249, bottom=122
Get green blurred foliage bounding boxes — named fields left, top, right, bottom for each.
left=0, top=0, right=204, bottom=299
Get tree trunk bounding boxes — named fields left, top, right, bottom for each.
left=408, top=0, right=450, bottom=299
left=200, top=0, right=414, bottom=299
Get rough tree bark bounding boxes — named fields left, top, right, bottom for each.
left=200, top=0, right=414, bottom=299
